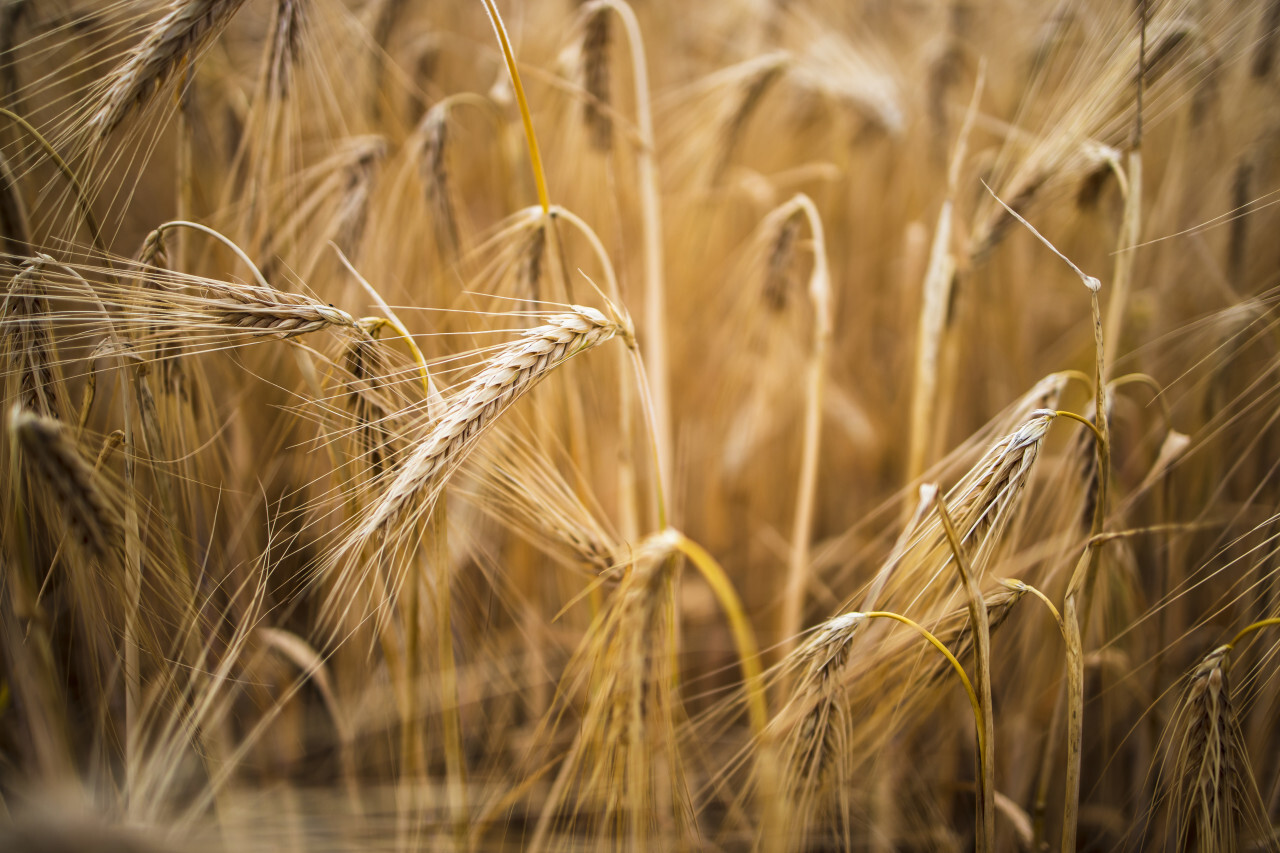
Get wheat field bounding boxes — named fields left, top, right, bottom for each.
left=1, top=0, right=1279, bottom=850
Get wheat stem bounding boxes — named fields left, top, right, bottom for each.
left=936, top=491, right=995, bottom=853
left=1227, top=617, right=1280, bottom=650
left=584, top=0, right=671, bottom=503
left=857, top=611, right=982, bottom=751
left=0, top=108, right=106, bottom=257
left=671, top=531, right=767, bottom=739
left=780, top=194, right=831, bottom=655
left=480, top=0, right=550, bottom=214
left=332, top=243, right=439, bottom=409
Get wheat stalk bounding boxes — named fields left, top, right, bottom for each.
left=581, top=5, right=613, bottom=151
left=0, top=149, right=29, bottom=257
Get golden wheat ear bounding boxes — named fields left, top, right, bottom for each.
left=318, top=305, right=626, bottom=631
left=83, top=0, right=249, bottom=144
left=9, top=404, right=122, bottom=561
left=1164, top=641, right=1272, bottom=853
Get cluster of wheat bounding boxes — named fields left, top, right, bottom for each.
left=2, top=0, right=1280, bottom=850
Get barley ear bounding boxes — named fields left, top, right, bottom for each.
left=87, top=0, right=251, bottom=140
left=9, top=405, right=122, bottom=561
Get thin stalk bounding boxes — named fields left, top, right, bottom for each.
left=907, top=62, right=983, bottom=482
left=479, top=0, right=549, bottom=214
left=671, top=531, right=766, bottom=739
left=857, top=611, right=982, bottom=754
left=0, top=108, right=106, bottom=257
left=585, top=0, right=671, bottom=503
left=1060, top=236, right=1112, bottom=853
left=780, top=194, right=831, bottom=655
left=936, top=492, right=995, bottom=853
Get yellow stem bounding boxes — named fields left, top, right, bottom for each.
left=671, top=532, right=767, bottom=740
left=480, top=0, right=550, bottom=214
left=333, top=244, right=438, bottom=408
left=859, top=611, right=982, bottom=756
left=1228, top=617, right=1280, bottom=651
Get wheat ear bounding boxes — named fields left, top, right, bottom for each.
left=9, top=405, right=121, bottom=561
left=265, top=0, right=303, bottom=99
left=353, top=306, right=622, bottom=546
left=3, top=255, right=59, bottom=416
left=88, top=0, right=250, bottom=139
left=580, top=5, right=612, bottom=151
left=1169, top=644, right=1266, bottom=852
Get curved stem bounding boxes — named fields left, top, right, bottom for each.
left=936, top=491, right=995, bottom=853
left=332, top=243, right=439, bottom=411
left=1055, top=409, right=1105, bottom=448
left=150, top=220, right=271, bottom=289
left=672, top=531, right=767, bottom=740
left=1228, top=617, right=1280, bottom=652
left=0, top=107, right=106, bottom=258
left=479, top=0, right=550, bottom=214
left=858, top=610, right=982, bottom=755
left=1109, top=371, right=1172, bottom=431
left=1003, top=579, right=1064, bottom=634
